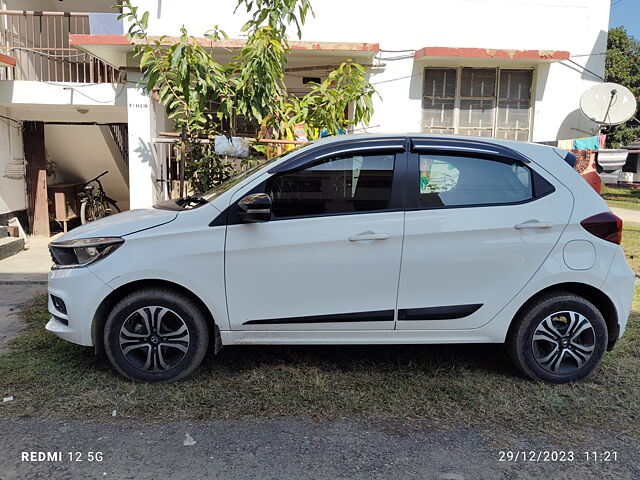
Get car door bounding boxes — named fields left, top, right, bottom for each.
left=225, top=141, right=407, bottom=331
left=396, top=142, right=573, bottom=330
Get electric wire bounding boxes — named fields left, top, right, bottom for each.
left=40, top=81, right=127, bottom=104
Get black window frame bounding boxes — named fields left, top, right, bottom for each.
left=210, top=136, right=556, bottom=227
left=221, top=142, right=409, bottom=226
left=405, top=150, right=555, bottom=211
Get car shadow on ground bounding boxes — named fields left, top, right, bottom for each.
left=201, top=342, right=523, bottom=379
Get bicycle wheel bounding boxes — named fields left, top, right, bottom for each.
left=104, top=199, right=121, bottom=216
left=80, top=201, right=100, bottom=224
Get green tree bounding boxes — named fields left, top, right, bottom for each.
left=233, top=0, right=313, bottom=125
left=118, top=0, right=378, bottom=193
left=119, top=1, right=235, bottom=192
left=604, top=27, right=640, bottom=148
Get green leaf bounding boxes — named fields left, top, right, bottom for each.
left=170, top=44, right=185, bottom=67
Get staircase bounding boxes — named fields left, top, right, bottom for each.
left=0, top=226, right=25, bottom=261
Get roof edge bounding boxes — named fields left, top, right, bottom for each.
left=70, top=34, right=379, bottom=52
left=415, top=46, right=570, bottom=61
left=0, top=53, right=16, bottom=67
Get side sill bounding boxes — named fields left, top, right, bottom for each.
left=220, top=330, right=499, bottom=345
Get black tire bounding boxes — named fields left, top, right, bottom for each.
left=507, top=292, right=608, bottom=384
left=103, top=288, right=209, bottom=382
left=105, top=199, right=121, bottom=215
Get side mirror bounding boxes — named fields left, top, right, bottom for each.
left=238, top=193, right=272, bottom=223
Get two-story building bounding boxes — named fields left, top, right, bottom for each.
left=0, top=0, right=611, bottom=238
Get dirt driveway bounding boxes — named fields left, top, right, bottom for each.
left=1, top=417, right=638, bottom=479
left=0, top=284, right=45, bottom=354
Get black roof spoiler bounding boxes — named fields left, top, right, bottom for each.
left=553, top=148, right=577, bottom=168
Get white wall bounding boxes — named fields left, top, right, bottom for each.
left=0, top=106, right=25, bottom=214
left=130, top=0, right=611, bottom=141
left=0, top=81, right=127, bottom=109
left=127, top=71, right=163, bottom=209
left=133, top=0, right=606, bottom=52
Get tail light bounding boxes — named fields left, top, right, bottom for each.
left=580, top=212, right=623, bottom=244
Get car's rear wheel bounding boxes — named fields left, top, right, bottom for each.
left=104, top=288, right=209, bottom=382
left=507, top=292, right=608, bottom=383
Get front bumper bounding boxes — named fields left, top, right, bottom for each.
left=46, top=266, right=113, bottom=346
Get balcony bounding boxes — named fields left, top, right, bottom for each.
left=0, top=10, right=121, bottom=83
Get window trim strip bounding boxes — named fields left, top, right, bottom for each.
left=270, top=138, right=406, bottom=174
left=411, top=144, right=501, bottom=156
left=313, top=144, right=405, bottom=161
left=410, top=138, right=531, bottom=163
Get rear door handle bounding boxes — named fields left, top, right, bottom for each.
left=348, top=232, right=391, bottom=241
left=514, top=221, right=553, bottom=230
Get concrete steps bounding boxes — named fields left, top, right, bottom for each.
left=0, top=227, right=25, bottom=261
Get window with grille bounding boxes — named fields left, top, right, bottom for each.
left=422, top=67, right=533, bottom=141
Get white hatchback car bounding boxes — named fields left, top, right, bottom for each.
left=47, top=135, right=635, bottom=383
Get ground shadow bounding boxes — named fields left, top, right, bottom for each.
left=202, top=342, right=521, bottom=379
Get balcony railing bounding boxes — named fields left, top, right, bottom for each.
left=0, top=10, right=121, bottom=83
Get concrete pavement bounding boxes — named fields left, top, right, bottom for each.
left=611, top=207, right=640, bottom=225
left=0, top=235, right=56, bottom=284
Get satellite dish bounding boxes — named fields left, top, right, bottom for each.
left=580, top=82, right=637, bottom=126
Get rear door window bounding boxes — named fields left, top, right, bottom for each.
left=417, top=154, right=536, bottom=208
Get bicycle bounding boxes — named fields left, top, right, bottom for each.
left=79, top=171, right=121, bottom=224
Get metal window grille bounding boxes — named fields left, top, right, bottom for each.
left=422, top=67, right=533, bottom=141
left=0, top=10, right=121, bottom=83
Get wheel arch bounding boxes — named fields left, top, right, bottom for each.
left=92, top=279, right=221, bottom=355
left=507, top=282, right=619, bottom=351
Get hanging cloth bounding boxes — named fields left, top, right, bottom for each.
left=599, top=134, right=607, bottom=149
left=557, top=139, right=574, bottom=150
left=573, top=136, right=600, bottom=150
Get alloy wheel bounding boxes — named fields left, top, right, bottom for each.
left=531, top=311, right=595, bottom=375
left=118, top=306, right=190, bottom=372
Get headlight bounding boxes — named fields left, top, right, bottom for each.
left=49, top=237, right=124, bottom=269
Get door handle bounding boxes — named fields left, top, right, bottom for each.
left=514, top=221, right=553, bottom=230
left=348, top=232, right=391, bottom=241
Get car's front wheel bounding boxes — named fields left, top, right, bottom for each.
left=507, top=292, right=608, bottom=383
left=103, top=288, right=209, bottom=382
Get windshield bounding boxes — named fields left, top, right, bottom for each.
left=199, top=145, right=306, bottom=202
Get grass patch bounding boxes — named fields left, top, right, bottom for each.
left=622, top=224, right=640, bottom=274
left=1, top=292, right=639, bottom=440
left=602, top=184, right=640, bottom=211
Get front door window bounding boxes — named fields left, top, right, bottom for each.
left=265, top=153, right=396, bottom=218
